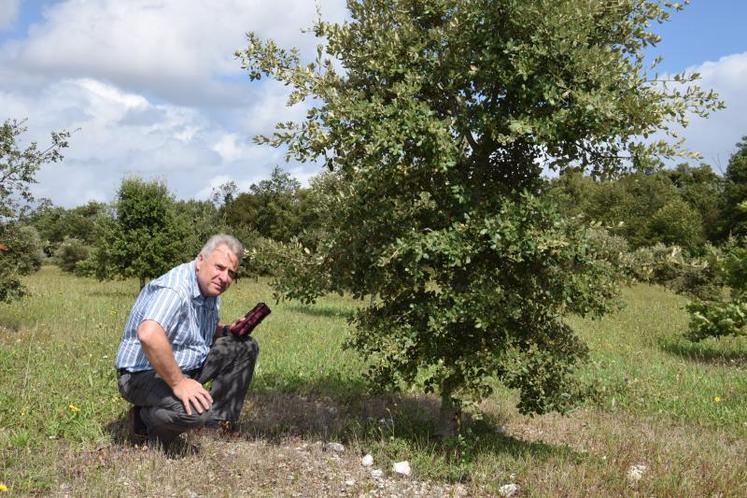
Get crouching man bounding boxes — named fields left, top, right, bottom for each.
left=114, top=234, right=258, bottom=447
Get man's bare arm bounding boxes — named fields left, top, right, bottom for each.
left=137, top=320, right=213, bottom=416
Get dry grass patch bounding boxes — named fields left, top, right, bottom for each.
left=481, top=406, right=747, bottom=497
left=51, top=431, right=470, bottom=497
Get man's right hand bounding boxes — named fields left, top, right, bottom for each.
left=173, top=377, right=213, bottom=416
left=137, top=320, right=214, bottom=416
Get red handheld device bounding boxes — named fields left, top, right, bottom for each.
left=229, top=302, right=271, bottom=336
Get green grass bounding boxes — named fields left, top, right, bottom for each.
left=573, top=284, right=746, bottom=432
left=0, top=266, right=745, bottom=496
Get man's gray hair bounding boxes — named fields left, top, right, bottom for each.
left=200, top=234, right=243, bottom=264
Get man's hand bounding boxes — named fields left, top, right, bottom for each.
left=173, top=377, right=213, bottom=416
left=228, top=303, right=272, bottom=336
left=137, top=320, right=214, bottom=416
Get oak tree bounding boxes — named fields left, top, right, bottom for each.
left=238, top=0, right=722, bottom=431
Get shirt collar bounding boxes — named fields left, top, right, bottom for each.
left=189, top=260, right=206, bottom=305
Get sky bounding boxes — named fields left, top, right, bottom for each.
left=1, top=0, right=745, bottom=208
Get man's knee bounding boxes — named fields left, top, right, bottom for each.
left=146, top=403, right=213, bottom=433
left=215, top=334, right=259, bottom=360
left=244, top=335, right=259, bottom=358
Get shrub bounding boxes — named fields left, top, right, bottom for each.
left=686, top=299, right=747, bottom=342
left=686, top=238, right=747, bottom=342
left=0, top=224, right=45, bottom=302
left=10, top=225, right=45, bottom=275
left=53, top=237, right=91, bottom=274
left=648, top=197, right=705, bottom=252
left=624, top=243, right=718, bottom=300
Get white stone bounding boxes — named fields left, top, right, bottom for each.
left=499, top=483, right=520, bottom=497
left=324, top=442, right=345, bottom=453
left=345, top=479, right=356, bottom=487
left=627, top=464, right=647, bottom=483
left=392, top=460, right=411, bottom=476
left=361, top=454, right=374, bottom=466
left=371, top=469, right=384, bottom=479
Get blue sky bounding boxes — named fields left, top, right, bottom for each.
left=1, top=0, right=745, bottom=207
left=652, top=0, right=747, bottom=73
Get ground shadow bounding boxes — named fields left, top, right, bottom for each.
left=104, top=374, right=581, bottom=473
left=236, top=384, right=582, bottom=474
left=253, top=371, right=370, bottom=400
left=104, top=414, right=199, bottom=459
left=104, top=414, right=131, bottom=447
left=659, top=337, right=747, bottom=366
left=0, top=320, right=20, bottom=333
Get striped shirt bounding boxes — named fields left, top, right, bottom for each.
left=114, top=261, right=220, bottom=373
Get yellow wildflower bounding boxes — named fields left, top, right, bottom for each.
left=0, top=483, right=8, bottom=492
left=68, top=404, right=80, bottom=413
left=714, top=396, right=721, bottom=403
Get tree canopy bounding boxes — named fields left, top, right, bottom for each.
left=721, top=137, right=747, bottom=238
left=90, top=177, right=187, bottom=289
left=223, top=166, right=314, bottom=243
left=0, top=119, right=68, bottom=302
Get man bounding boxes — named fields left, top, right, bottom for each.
left=115, top=234, right=259, bottom=447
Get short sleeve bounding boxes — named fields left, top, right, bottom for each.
left=140, top=287, right=184, bottom=337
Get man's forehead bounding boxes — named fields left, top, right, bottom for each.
left=210, top=244, right=239, bottom=267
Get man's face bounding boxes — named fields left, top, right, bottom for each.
left=195, top=244, right=239, bottom=297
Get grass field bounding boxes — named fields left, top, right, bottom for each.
left=0, top=266, right=745, bottom=496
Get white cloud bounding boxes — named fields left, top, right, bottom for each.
left=11, top=0, right=348, bottom=104
left=212, top=133, right=246, bottom=163
left=679, top=52, right=747, bottom=171
left=0, top=0, right=349, bottom=207
left=11, top=75, right=297, bottom=206
left=0, top=0, right=19, bottom=32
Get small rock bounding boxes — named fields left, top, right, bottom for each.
left=499, top=483, right=520, bottom=497
left=361, top=454, right=374, bottom=466
left=345, top=479, right=355, bottom=486
left=393, top=460, right=411, bottom=476
left=324, top=442, right=345, bottom=453
left=371, top=469, right=384, bottom=479
left=627, top=464, right=647, bottom=483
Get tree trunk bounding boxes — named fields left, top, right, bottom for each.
left=139, top=276, right=146, bottom=290
left=435, top=392, right=461, bottom=438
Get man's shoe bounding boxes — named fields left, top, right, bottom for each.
left=128, top=406, right=148, bottom=442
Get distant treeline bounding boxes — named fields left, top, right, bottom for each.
left=7, top=137, right=746, bottom=290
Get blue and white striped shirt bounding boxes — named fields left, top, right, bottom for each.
left=114, top=261, right=220, bottom=372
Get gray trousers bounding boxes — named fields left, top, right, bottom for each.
left=117, top=335, right=259, bottom=443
